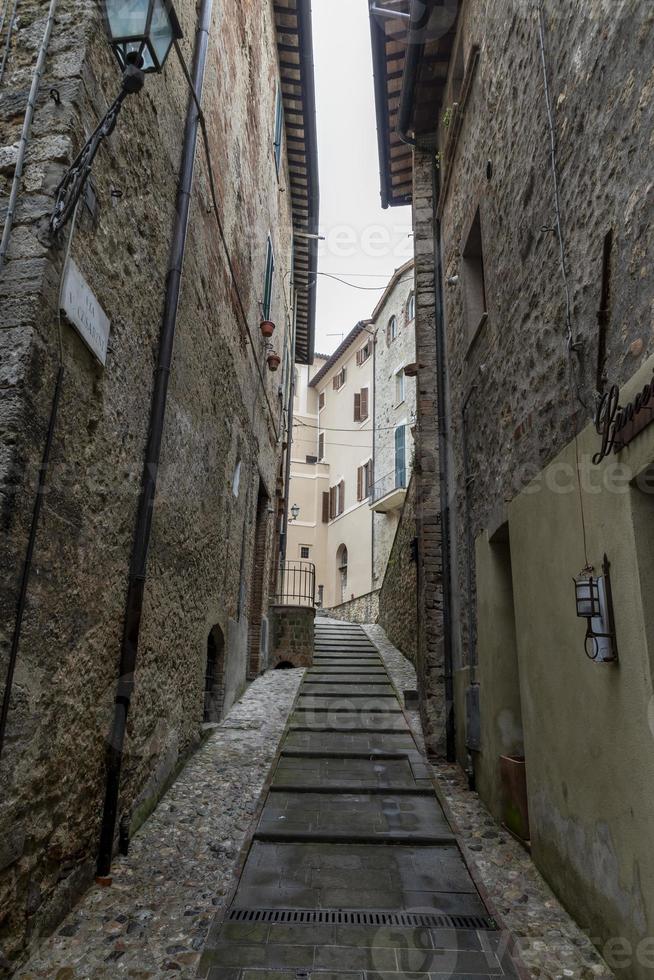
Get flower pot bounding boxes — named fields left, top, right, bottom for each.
left=260, top=319, right=276, bottom=338
left=500, top=755, right=530, bottom=843
left=267, top=352, right=281, bottom=372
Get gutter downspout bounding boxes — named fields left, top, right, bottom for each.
left=296, top=0, right=319, bottom=360
left=280, top=322, right=298, bottom=563
left=96, top=0, right=213, bottom=880
left=371, top=327, right=377, bottom=583
left=0, top=0, right=58, bottom=272
left=432, top=161, right=456, bottom=763
left=461, top=384, right=477, bottom=681
left=397, top=0, right=425, bottom=145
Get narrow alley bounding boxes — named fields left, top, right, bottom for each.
left=199, top=619, right=516, bottom=979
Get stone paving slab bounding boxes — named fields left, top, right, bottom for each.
left=282, top=731, right=417, bottom=755
left=272, top=755, right=420, bottom=789
left=296, top=696, right=399, bottom=713
left=301, top=683, right=396, bottom=696
left=289, top=710, right=410, bottom=732
left=231, top=842, right=483, bottom=912
left=255, top=791, right=454, bottom=841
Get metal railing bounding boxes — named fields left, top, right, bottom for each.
left=371, top=468, right=407, bottom=504
left=273, top=560, right=316, bottom=607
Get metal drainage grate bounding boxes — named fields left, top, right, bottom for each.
left=227, top=908, right=497, bottom=930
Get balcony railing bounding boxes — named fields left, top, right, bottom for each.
left=371, top=468, right=407, bottom=505
left=273, top=560, right=316, bottom=607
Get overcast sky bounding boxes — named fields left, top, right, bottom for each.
left=311, top=0, right=412, bottom=356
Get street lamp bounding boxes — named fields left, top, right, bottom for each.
left=50, top=0, right=182, bottom=233
left=574, top=555, right=618, bottom=663
left=290, top=504, right=300, bottom=521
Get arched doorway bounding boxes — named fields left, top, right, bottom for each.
left=336, top=545, right=348, bottom=605
left=204, top=625, right=225, bottom=723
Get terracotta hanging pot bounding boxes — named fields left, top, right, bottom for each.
left=267, top=351, right=281, bottom=371
left=260, top=319, right=276, bottom=338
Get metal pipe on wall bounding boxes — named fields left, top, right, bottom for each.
left=96, top=0, right=214, bottom=880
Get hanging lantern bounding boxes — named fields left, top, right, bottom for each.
left=103, top=0, right=183, bottom=74
left=573, top=556, right=618, bottom=663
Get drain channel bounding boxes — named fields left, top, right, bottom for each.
left=227, top=907, right=497, bottom=930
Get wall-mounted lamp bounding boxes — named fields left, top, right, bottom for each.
left=50, top=0, right=182, bottom=232
left=290, top=504, right=300, bottom=521
left=574, top=555, right=618, bottom=663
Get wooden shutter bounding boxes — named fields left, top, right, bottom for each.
left=366, top=459, right=373, bottom=497
left=360, top=388, right=369, bottom=420
left=329, top=486, right=336, bottom=519
left=322, top=491, right=330, bottom=523
left=319, top=392, right=325, bottom=409
left=386, top=321, right=391, bottom=346
left=333, top=375, right=338, bottom=390
left=357, top=466, right=363, bottom=501
left=338, top=480, right=345, bottom=515
left=354, top=392, right=361, bottom=422
left=318, top=433, right=324, bottom=460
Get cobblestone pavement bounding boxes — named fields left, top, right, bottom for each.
left=16, top=669, right=304, bottom=980
left=364, top=625, right=614, bottom=980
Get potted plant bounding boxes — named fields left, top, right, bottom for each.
left=267, top=351, right=281, bottom=372
left=260, top=319, right=276, bottom=338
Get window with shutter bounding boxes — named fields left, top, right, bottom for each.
left=329, top=486, right=337, bottom=520
left=338, top=480, right=345, bottom=515
left=319, top=392, right=325, bottom=410
left=318, top=433, right=324, bottom=460
left=357, top=466, right=363, bottom=501
left=354, top=392, right=361, bottom=422
left=360, top=387, right=369, bottom=420
left=365, top=459, right=373, bottom=498
left=322, top=491, right=330, bottom=523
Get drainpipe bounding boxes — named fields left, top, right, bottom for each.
left=431, top=161, right=456, bottom=763
left=96, top=0, right=214, bottom=881
left=397, top=0, right=425, bottom=145
left=0, top=0, right=58, bottom=272
left=371, top=328, right=377, bottom=585
left=280, top=321, right=298, bottom=564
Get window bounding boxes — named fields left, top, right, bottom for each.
left=356, top=340, right=372, bottom=365
left=357, top=459, right=374, bottom=501
left=407, top=292, right=415, bottom=323
left=306, top=455, right=318, bottom=465
left=263, top=235, right=275, bottom=320
left=273, top=86, right=284, bottom=174
left=322, top=491, right=330, bottom=523
left=329, top=481, right=345, bottom=519
left=462, top=208, right=488, bottom=344
left=319, top=391, right=325, bottom=410
left=353, top=387, right=369, bottom=422
left=386, top=315, right=398, bottom=346
left=300, top=545, right=311, bottom=560
left=318, top=432, right=325, bottom=460
left=232, top=458, right=242, bottom=498
left=317, top=584, right=324, bottom=607
left=333, top=367, right=346, bottom=390
left=395, top=369, right=405, bottom=406
left=337, top=545, right=348, bottom=604
left=395, top=425, right=407, bottom=489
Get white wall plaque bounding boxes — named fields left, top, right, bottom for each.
left=61, top=259, right=111, bottom=366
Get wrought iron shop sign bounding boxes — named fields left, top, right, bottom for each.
left=61, top=259, right=111, bottom=366
left=594, top=371, right=654, bottom=464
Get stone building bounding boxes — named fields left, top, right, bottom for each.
left=0, top=0, right=317, bottom=966
left=370, top=0, right=654, bottom=973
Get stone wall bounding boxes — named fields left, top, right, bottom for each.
left=320, top=590, right=380, bottom=626
left=412, top=150, right=447, bottom=759
left=0, top=0, right=298, bottom=966
left=378, top=476, right=417, bottom=665
left=269, top=605, right=315, bottom=669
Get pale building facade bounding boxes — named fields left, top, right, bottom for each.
left=370, top=260, right=417, bottom=585
left=288, top=325, right=375, bottom=609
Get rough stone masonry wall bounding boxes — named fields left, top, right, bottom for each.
left=0, top=0, right=293, bottom=967
left=269, top=606, right=315, bottom=669
left=437, top=0, right=654, bottom=971
left=412, top=149, right=446, bottom=759
left=440, top=0, right=654, bottom=672
left=321, top=590, right=380, bottom=625
left=378, top=475, right=417, bottom=665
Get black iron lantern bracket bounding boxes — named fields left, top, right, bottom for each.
left=50, top=62, right=144, bottom=234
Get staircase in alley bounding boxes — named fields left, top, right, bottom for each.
left=199, top=619, right=519, bottom=978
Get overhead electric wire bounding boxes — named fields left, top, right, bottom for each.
left=311, top=272, right=413, bottom=291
